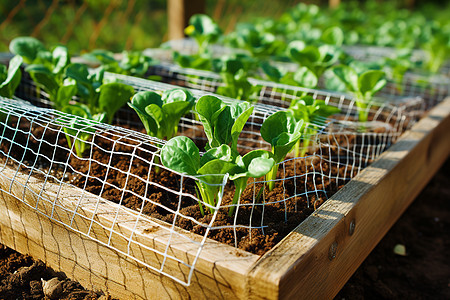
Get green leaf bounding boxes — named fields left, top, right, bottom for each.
left=9, top=36, right=46, bottom=64
left=128, top=91, right=162, bottom=136
left=0, top=55, right=22, bottom=98
left=196, top=95, right=225, bottom=146
left=230, top=102, right=253, bottom=150
left=160, top=136, right=200, bottom=175
left=25, top=64, right=59, bottom=98
left=358, top=70, right=386, bottom=98
left=200, top=144, right=232, bottom=166
left=241, top=150, right=274, bottom=178
left=293, top=66, right=318, bottom=88
left=321, top=26, right=344, bottom=46
left=52, top=46, right=70, bottom=75
left=197, top=159, right=237, bottom=185
left=332, top=65, right=359, bottom=93
left=97, top=82, right=134, bottom=124
left=55, top=78, right=77, bottom=109
left=261, top=110, right=303, bottom=163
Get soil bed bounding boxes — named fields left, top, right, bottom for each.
left=0, top=115, right=360, bottom=255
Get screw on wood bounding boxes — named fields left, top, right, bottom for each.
left=328, top=241, right=338, bottom=260
left=349, top=219, right=356, bottom=236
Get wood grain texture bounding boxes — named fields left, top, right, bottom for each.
left=0, top=163, right=257, bottom=299
left=247, top=97, right=450, bottom=299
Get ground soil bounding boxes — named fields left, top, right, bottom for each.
left=335, top=157, right=450, bottom=299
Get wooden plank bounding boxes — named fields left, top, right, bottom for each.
left=167, top=0, right=205, bottom=41
left=0, top=163, right=257, bottom=299
left=247, top=97, right=450, bottom=299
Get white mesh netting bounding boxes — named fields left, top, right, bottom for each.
left=1, top=65, right=424, bottom=285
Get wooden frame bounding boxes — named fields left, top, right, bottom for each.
left=0, top=98, right=449, bottom=299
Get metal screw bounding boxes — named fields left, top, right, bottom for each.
left=349, top=219, right=356, bottom=236
left=329, top=241, right=338, bottom=260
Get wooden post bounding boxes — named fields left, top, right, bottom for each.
left=329, top=0, right=341, bottom=9
left=168, top=0, right=205, bottom=41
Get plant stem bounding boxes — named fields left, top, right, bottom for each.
left=228, top=178, right=246, bottom=216
left=266, top=163, right=279, bottom=192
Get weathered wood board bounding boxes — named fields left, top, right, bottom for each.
left=0, top=98, right=449, bottom=299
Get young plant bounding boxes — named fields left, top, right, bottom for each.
left=184, top=14, right=222, bottom=56
left=228, top=150, right=274, bottom=216
left=261, top=62, right=318, bottom=89
left=260, top=110, right=303, bottom=191
left=9, top=36, right=46, bottom=64
left=288, top=95, right=340, bottom=157
left=60, top=104, right=105, bottom=157
left=212, top=56, right=261, bottom=101
left=0, top=55, right=23, bottom=98
left=331, top=65, right=386, bottom=123
left=195, top=95, right=254, bottom=155
left=65, top=63, right=135, bottom=123
left=128, top=89, right=195, bottom=140
left=11, top=38, right=76, bottom=110
left=82, top=49, right=155, bottom=77
left=25, top=64, right=77, bottom=110
left=172, top=14, right=222, bottom=70
left=161, top=136, right=238, bottom=214
left=288, top=40, right=340, bottom=79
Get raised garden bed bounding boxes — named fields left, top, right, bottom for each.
left=0, top=94, right=448, bottom=299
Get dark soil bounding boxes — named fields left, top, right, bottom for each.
left=0, top=116, right=358, bottom=256
left=335, top=157, right=450, bottom=299
left=0, top=244, right=113, bottom=299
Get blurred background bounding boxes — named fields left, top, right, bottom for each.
left=1, top=0, right=448, bottom=55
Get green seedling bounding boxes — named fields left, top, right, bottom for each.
left=288, top=95, right=340, bottom=157
left=331, top=65, right=386, bottom=123
left=0, top=55, right=23, bottom=98
left=260, top=110, right=303, bottom=191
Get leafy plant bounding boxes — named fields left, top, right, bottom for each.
left=260, top=110, right=303, bottom=191
left=185, top=14, right=222, bottom=56
left=65, top=63, right=135, bottom=123
left=422, top=31, right=450, bottom=74
left=195, top=95, right=254, bottom=155
left=161, top=136, right=238, bottom=214
left=228, top=150, right=274, bottom=216
left=60, top=104, right=105, bottom=157
left=288, top=95, right=340, bottom=157
left=231, top=23, right=284, bottom=58
left=9, top=37, right=46, bottom=64
left=82, top=49, right=155, bottom=76
left=25, top=64, right=77, bottom=110
left=288, top=41, right=341, bottom=78
left=330, top=65, right=386, bottom=122
left=261, top=62, right=318, bottom=89
left=212, top=56, right=261, bottom=101
left=0, top=55, right=23, bottom=98
left=128, top=89, right=195, bottom=140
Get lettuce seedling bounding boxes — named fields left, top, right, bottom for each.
left=288, top=95, right=340, bottom=157
left=82, top=49, right=155, bottom=77
left=60, top=104, right=105, bottom=157
left=331, top=65, right=386, bottom=123
left=233, top=23, right=284, bottom=57
left=128, top=89, right=195, bottom=140
left=185, top=14, right=222, bottom=56
left=212, top=56, right=261, bottom=101
left=65, top=63, right=135, bottom=123
left=0, top=55, right=23, bottom=98
left=161, top=136, right=238, bottom=214
left=25, top=64, right=77, bottom=110
left=9, top=36, right=46, bottom=64
left=195, top=95, right=254, bottom=155
left=288, top=40, right=340, bottom=79
left=11, top=38, right=76, bottom=110
left=261, top=62, right=318, bottom=89
left=260, top=110, right=303, bottom=191
left=228, top=150, right=274, bottom=216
